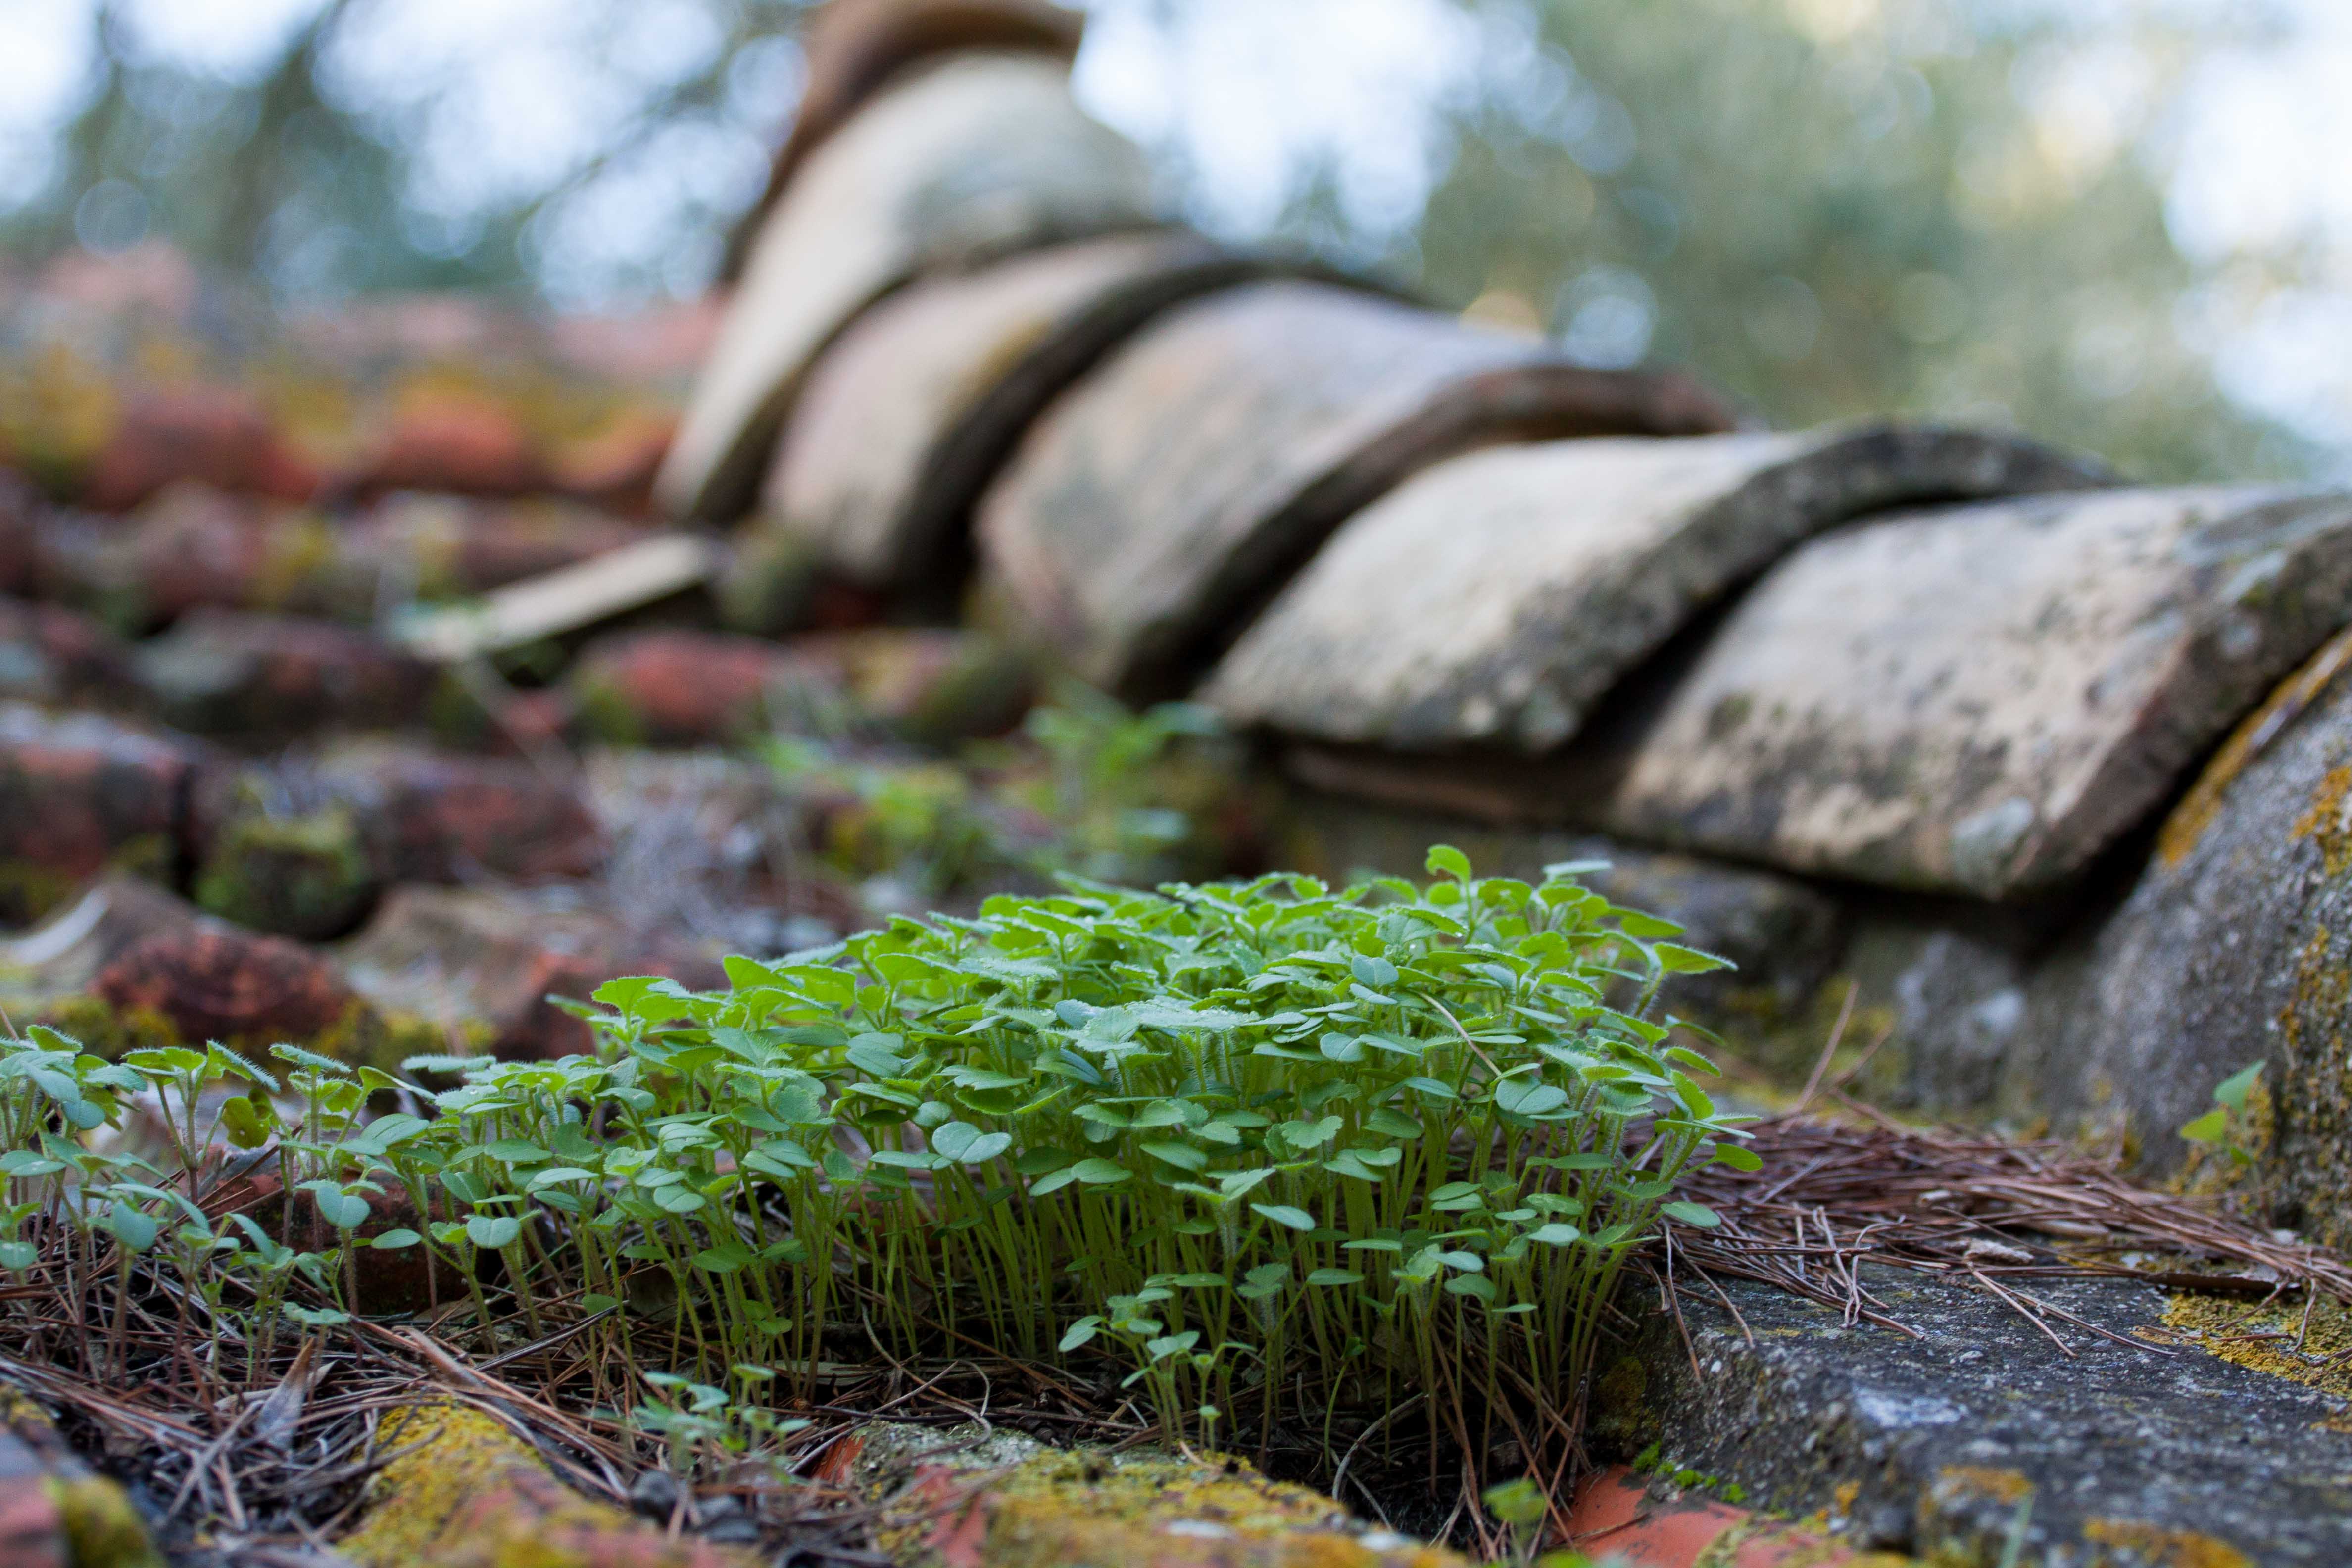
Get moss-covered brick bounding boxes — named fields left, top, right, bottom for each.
left=194, top=805, right=377, bottom=940
left=339, top=1405, right=749, bottom=1568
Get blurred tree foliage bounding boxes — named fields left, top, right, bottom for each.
left=1, top=0, right=809, bottom=301
left=1393, top=0, right=2303, bottom=481
left=0, top=0, right=2306, bottom=481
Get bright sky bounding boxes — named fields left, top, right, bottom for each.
left=0, top=0, right=2345, bottom=463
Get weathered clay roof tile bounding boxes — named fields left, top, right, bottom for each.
left=762, top=230, right=1318, bottom=601
left=657, top=50, right=1157, bottom=523
left=1205, top=422, right=2110, bottom=752
left=1583, top=483, right=2352, bottom=896
left=719, top=0, right=1088, bottom=283
left=975, top=279, right=1736, bottom=697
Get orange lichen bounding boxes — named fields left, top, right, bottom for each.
left=2158, top=622, right=2352, bottom=868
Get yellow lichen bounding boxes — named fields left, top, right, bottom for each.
left=884, top=1446, right=1466, bottom=1568
left=2081, top=1518, right=2254, bottom=1568
left=340, top=1404, right=741, bottom=1568
left=2268, top=926, right=2352, bottom=1250
left=2158, top=1292, right=2352, bottom=1406
left=2292, top=765, right=2352, bottom=877
left=1928, top=1465, right=2034, bottom=1507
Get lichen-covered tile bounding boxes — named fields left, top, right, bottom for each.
left=2012, top=619, right=2352, bottom=1248
left=977, top=280, right=1734, bottom=697
left=1206, top=424, right=2106, bottom=752
left=1589, top=485, right=2352, bottom=897
left=657, top=52, right=1154, bottom=524
left=764, top=231, right=1293, bottom=600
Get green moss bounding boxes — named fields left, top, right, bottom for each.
left=892, top=641, right=1037, bottom=749
left=48, top=1473, right=164, bottom=1568
left=0, top=858, right=82, bottom=926
left=0, top=835, right=175, bottom=927
left=1, top=1378, right=162, bottom=1568
left=39, top=993, right=181, bottom=1059
left=313, top=1000, right=459, bottom=1076
left=2273, top=926, right=2352, bottom=1251
left=425, top=669, right=496, bottom=746
left=715, top=526, right=825, bottom=637
left=1589, top=1357, right=1659, bottom=1459
left=566, top=676, right=643, bottom=747
left=35, top=992, right=442, bottom=1070
left=194, top=807, right=376, bottom=940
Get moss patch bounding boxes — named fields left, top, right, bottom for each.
left=28, top=989, right=447, bottom=1070
left=195, top=806, right=376, bottom=940
left=48, top=1472, right=165, bottom=1568
left=35, top=992, right=183, bottom=1059
left=0, top=1379, right=162, bottom=1568
left=0, top=857, right=83, bottom=927
left=2270, top=925, right=2352, bottom=1250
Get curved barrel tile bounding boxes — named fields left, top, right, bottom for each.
left=1592, top=485, right=2352, bottom=897
left=656, top=51, right=1154, bottom=524
left=721, top=0, right=1086, bottom=283
left=763, top=231, right=1306, bottom=598
left=1206, top=424, right=2108, bottom=752
left=976, top=280, right=1734, bottom=697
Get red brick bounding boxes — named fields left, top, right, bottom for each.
left=353, top=393, right=547, bottom=497
left=319, top=742, right=605, bottom=884
left=0, top=705, right=200, bottom=920
left=118, top=482, right=276, bottom=626
left=1564, top=1467, right=1886, bottom=1567
left=132, top=609, right=435, bottom=736
left=80, top=386, right=319, bottom=512
left=549, top=408, right=678, bottom=517
left=569, top=629, right=842, bottom=747
left=226, top=1175, right=465, bottom=1315
left=0, top=596, right=136, bottom=706
left=94, top=925, right=362, bottom=1046
left=0, top=1476, right=66, bottom=1568
left=0, top=473, right=37, bottom=597
left=340, top=885, right=725, bottom=1060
